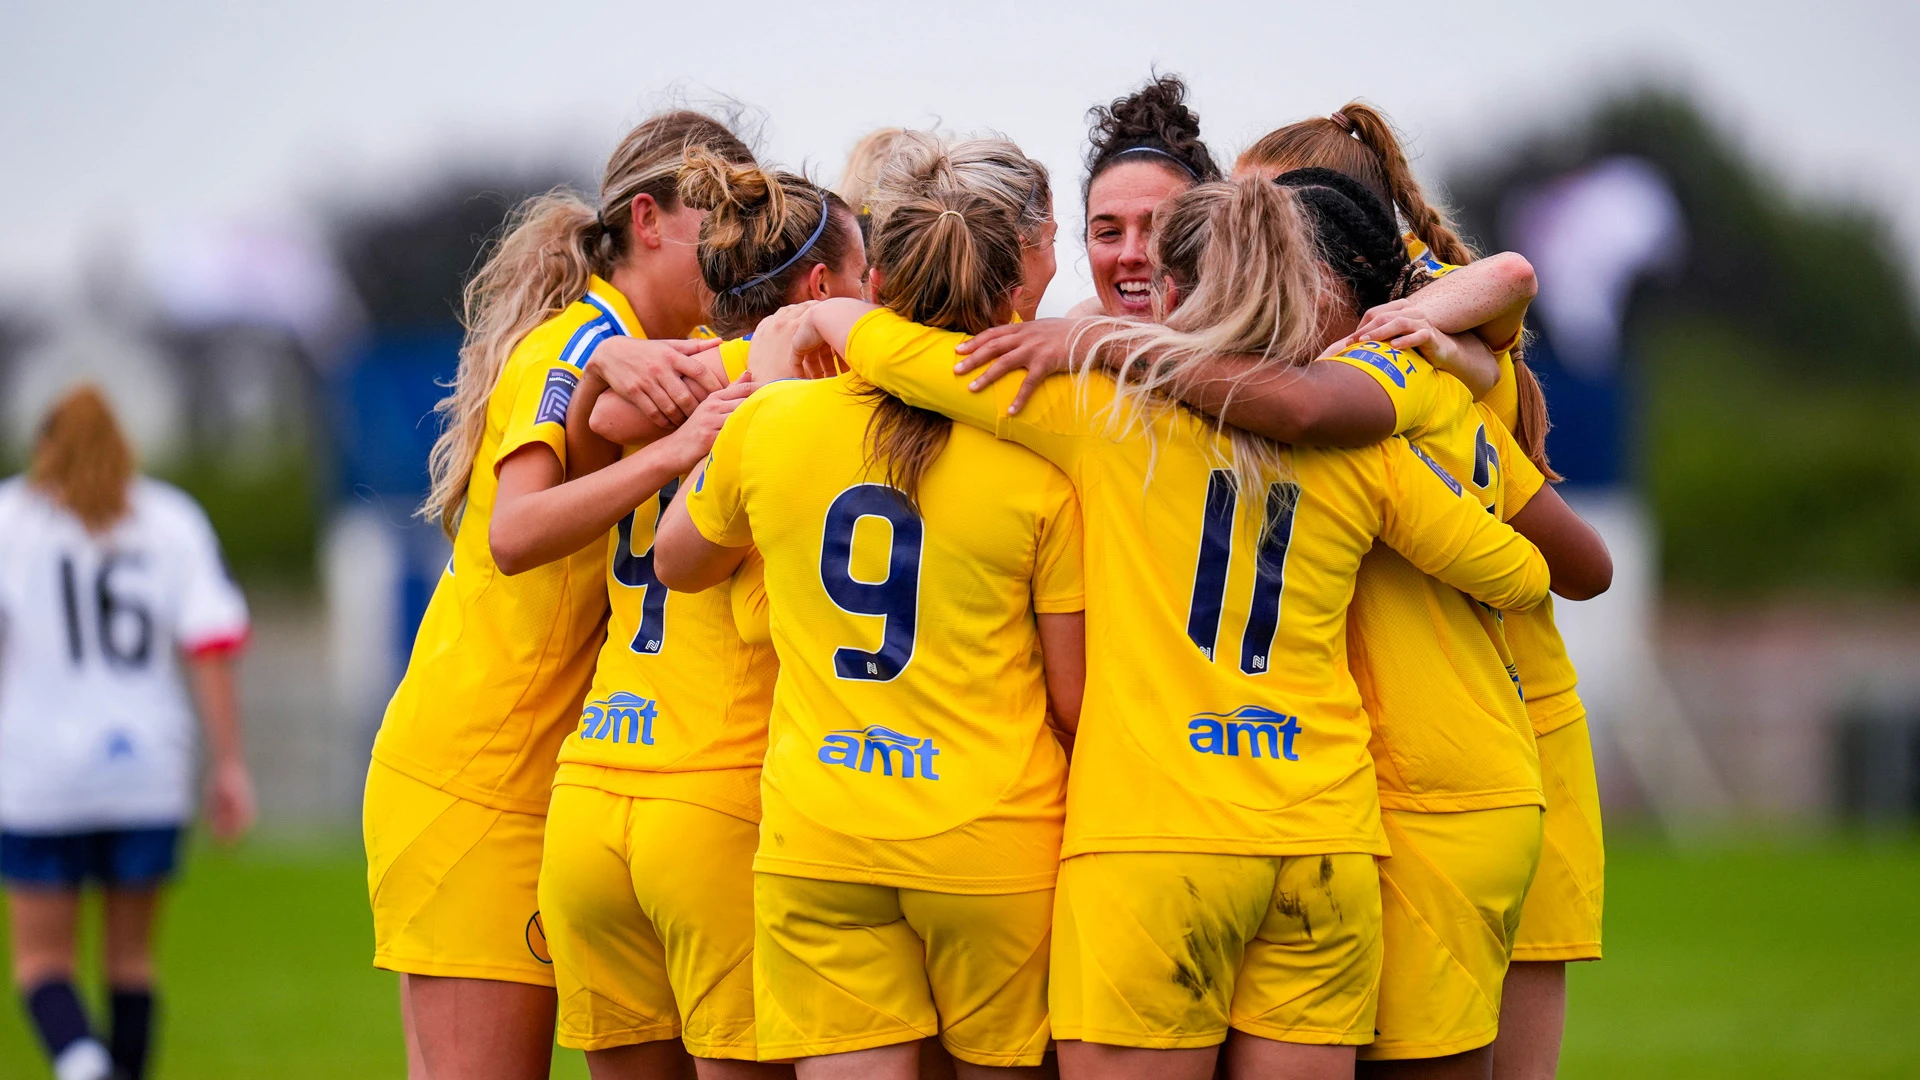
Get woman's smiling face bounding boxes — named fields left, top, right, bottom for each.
left=1085, top=160, right=1192, bottom=319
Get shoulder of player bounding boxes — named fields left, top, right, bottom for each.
left=714, top=376, right=818, bottom=443
left=1282, top=436, right=1401, bottom=498
left=128, top=477, right=219, bottom=537
left=743, top=374, right=822, bottom=412
left=509, top=296, right=626, bottom=374
left=846, top=305, right=967, bottom=356
left=941, top=423, right=1071, bottom=506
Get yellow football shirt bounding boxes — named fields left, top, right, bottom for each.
left=1328, top=341, right=1548, bottom=811
left=685, top=374, right=1085, bottom=894
left=841, top=308, right=1552, bottom=859
left=1397, top=231, right=1589, bottom=734
left=1483, top=351, right=1586, bottom=736
left=1403, top=236, right=1583, bottom=736
left=554, top=335, right=777, bottom=821
left=372, top=277, right=636, bottom=814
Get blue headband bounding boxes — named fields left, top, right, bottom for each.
left=726, top=197, right=834, bottom=296
left=1111, top=144, right=1198, bottom=179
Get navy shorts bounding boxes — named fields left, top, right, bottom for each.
left=0, top=827, right=183, bottom=889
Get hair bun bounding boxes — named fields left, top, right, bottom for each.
left=677, top=145, right=773, bottom=214
left=1085, top=73, right=1221, bottom=189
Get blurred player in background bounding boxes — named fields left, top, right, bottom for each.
left=833, top=126, right=905, bottom=252
left=363, top=110, right=754, bottom=1080
left=0, top=385, right=254, bottom=1080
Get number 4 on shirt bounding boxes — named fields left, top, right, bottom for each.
left=612, top=480, right=677, bottom=655
left=1186, top=470, right=1299, bottom=675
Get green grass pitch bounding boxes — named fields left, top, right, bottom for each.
left=1, top=829, right=1915, bottom=1077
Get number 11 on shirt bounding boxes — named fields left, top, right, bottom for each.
left=1186, top=470, right=1299, bottom=675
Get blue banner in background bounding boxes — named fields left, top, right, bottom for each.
left=329, top=327, right=461, bottom=671
left=1520, top=331, right=1630, bottom=490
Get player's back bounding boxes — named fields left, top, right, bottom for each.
left=690, top=373, right=1082, bottom=893
left=0, top=477, right=249, bottom=831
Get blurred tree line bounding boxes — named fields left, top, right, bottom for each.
left=1450, top=88, right=1920, bottom=598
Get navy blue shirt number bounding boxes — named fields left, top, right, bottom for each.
left=1184, top=470, right=1300, bottom=675
left=612, top=479, right=677, bottom=655
left=819, top=484, right=923, bottom=681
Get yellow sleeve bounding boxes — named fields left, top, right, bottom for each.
left=1406, top=234, right=1460, bottom=280
left=1483, top=350, right=1521, bottom=434
left=842, top=308, right=1091, bottom=469
left=1323, top=340, right=1445, bottom=438
left=1375, top=436, right=1550, bottom=612
left=493, top=309, right=628, bottom=472
left=1479, top=404, right=1545, bottom=519
left=1030, top=467, right=1085, bottom=614
left=683, top=391, right=767, bottom=549
left=493, top=352, right=576, bottom=472
left=720, top=337, right=752, bottom=381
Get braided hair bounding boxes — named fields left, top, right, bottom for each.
left=1274, top=168, right=1422, bottom=311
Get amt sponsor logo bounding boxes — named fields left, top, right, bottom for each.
left=580, top=692, right=657, bottom=745
left=1188, top=706, right=1301, bottom=761
left=818, top=725, right=942, bottom=780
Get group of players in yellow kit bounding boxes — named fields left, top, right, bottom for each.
left=362, top=75, right=1611, bottom=1080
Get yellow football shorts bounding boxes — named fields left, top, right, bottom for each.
left=1512, top=717, right=1605, bottom=962
left=1361, top=805, right=1544, bottom=1061
left=363, top=760, right=553, bottom=986
left=1051, top=851, right=1382, bottom=1049
left=538, top=785, right=759, bottom=1058
left=753, top=873, right=1053, bottom=1067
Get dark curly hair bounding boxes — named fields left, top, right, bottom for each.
left=1083, top=73, right=1221, bottom=211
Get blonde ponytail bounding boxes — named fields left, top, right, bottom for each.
left=420, top=193, right=599, bottom=537
left=857, top=139, right=1030, bottom=508
left=419, top=111, right=754, bottom=536
left=866, top=132, right=1051, bottom=249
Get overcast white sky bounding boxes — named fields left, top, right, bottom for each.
left=3, top=0, right=1916, bottom=317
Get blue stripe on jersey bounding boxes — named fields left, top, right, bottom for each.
left=557, top=316, right=617, bottom=372
left=581, top=291, right=633, bottom=336
left=535, top=367, right=580, bottom=426
left=1405, top=440, right=1463, bottom=495
left=1339, top=346, right=1408, bottom=388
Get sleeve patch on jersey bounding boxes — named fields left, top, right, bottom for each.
left=1339, top=346, right=1407, bottom=388
left=1407, top=441, right=1463, bottom=495
left=535, top=367, right=580, bottom=427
